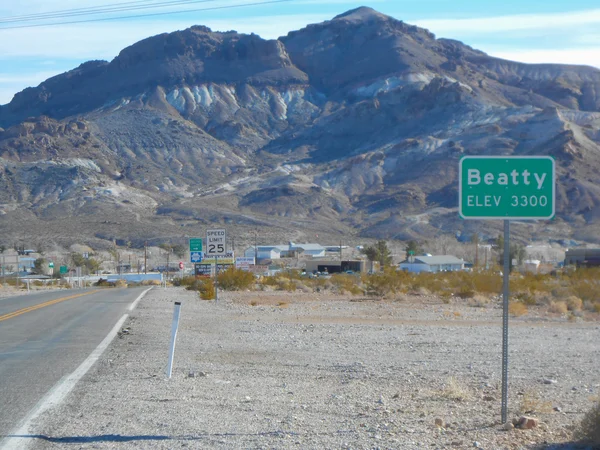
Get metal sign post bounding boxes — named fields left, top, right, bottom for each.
left=214, top=256, right=218, bottom=302
left=501, top=220, right=510, bottom=423
left=166, top=302, right=182, bottom=378
left=459, top=156, right=555, bottom=425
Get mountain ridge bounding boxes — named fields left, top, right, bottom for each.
left=1, top=6, right=600, bottom=248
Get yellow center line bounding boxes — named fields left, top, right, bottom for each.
left=0, top=290, right=100, bottom=322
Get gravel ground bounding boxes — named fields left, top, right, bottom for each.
left=26, top=287, right=600, bottom=449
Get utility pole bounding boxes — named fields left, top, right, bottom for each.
left=339, top=240, right=343, bottom=261
left=144, top=241, right=147, bottom=274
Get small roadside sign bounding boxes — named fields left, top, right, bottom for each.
left=459, top=156, right=555, bottom=220
left=235, top=257, right=255, bottom=269
left=189, top=238, right=203, bottom=253
left=206, top=229, right=226, bottom=256
left=48, top=262, right=55, bottom=268
left=190, top=252, right=203, bottom=263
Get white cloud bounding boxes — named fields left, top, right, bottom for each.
left=413, top=8, right=600, bottom=34
left=489, top=48, right=600, bottom=68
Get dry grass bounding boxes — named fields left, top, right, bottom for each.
left=549, top=301, right=568, bottom=314
left=468, top=294, right=490, bottom=307
left=567, top=295, right=583, bottom=311
left=439, top=377, right=472, bottom=402
left=574, top=401, right=600, bottom=446
left=277, top=301, right=289, bottom=308
left=508, top=302, right=528, bottom=317
left=519, top=390, right=553, bottom=414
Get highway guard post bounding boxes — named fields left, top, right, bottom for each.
left=459, top=156, right=555, bottom=424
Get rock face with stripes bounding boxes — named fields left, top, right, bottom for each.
left=1, top=7, right=600, bottom=246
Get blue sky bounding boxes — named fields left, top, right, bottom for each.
left=1, top=0, right=600, bottom=105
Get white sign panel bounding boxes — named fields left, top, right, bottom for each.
left=206, top=229, right=226, bottom=256
left=235, top=257, right=255, bottom=269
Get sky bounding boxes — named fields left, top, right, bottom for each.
left=1, top=0, right=600, bottom=105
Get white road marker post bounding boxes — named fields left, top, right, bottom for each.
left=166, top=301, right=182, bottom=379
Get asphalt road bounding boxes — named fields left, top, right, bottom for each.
left=0, top=287, right=148, bottom=441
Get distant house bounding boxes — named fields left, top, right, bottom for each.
left=398, top=255, right=465, bottom=273
left=244, top=245, right=289, bottom=260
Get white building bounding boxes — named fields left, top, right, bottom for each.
left=398, top=255, right=465, bottom=273
left=244, top=245, right=289, bottom=260
left=290, top=243, right=326, bottom=258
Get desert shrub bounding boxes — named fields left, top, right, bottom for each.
left=566, top=295, right=583, bottom=311
left=186, top=279, right=215, bottom=300
left=365, top=268, right=405, bottom=297
left=439, top=291, right=452, bottom=304
left=508, top=301, right=528, bottom=317
left=295, top=282, right=312, bottom=293
left=260, top=276, right=280, bottom=287
left=574, top=401, right=600, bottom=446
left=455, top=286, right=475, bottom=299
left=468, top=294, right=490, bottom=307
left=512, top=273, right=554, bottom=296
left=330, top=273, right=362, bottom=295
left=470, top=271, right=502, bottom=294
left=549, top=301, right=568, bottom=314
left=115, top=279, right=127, bottom=288
left=217, top=267, right=255, bottom=291
left=141, top=279, right=161, bottom=286
left=439, top=377, right=472, bottom=402
left=172, top=276, right=197, bottom=287
left=515, top=291, right=536, bottom=306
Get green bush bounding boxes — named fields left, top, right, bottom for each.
left=365, top=268, right=406, bottom=297
left=217, top=267, right=255, bottom=291
left=186, top=279, right=215, bottom=300
left=330, top=273, right=362, bottom=295
left=172, top=276, right=197, bottom=287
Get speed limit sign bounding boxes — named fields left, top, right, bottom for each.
left=206, top=229, right=226, bottom=256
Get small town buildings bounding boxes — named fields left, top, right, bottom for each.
left=244, top=243, right=326, bottom=260
left=564, top=248, right=600, bottom=267
left=303, top=259, right=373, bottom=274
left=290, top=243, right=325, bottom=258
left=398, top=255, right=465, bottom=273
left=244, top=245, right=289, bottom=260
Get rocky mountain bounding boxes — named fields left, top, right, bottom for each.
left=1, top=6, right=600, bottom=249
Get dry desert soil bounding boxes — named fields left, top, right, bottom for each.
left=7, top=287, right=600, bottom=449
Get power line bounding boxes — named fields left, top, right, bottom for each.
left=0, top=0, right=218, bottom=24
left=0, top=0, right=294, bottom=30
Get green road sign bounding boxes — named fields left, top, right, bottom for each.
left=48, top=262, right=54, bottom=268
left=59, top=265, right=68, bottom=274
left=459, top=156, right=555, bottom=220
left=189, top=238, right=203, bottom=252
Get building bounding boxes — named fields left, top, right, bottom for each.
left=398, top=255, right=465, bottom=273
left=244, top=243, right=326, bottom=260
left=244, top=245, right=289, bottom=260
left=303, top=259, right=373, bottom=274
left=564, top=248, right=600, bottom=267
left=290, top=243, right=326, bottom=258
